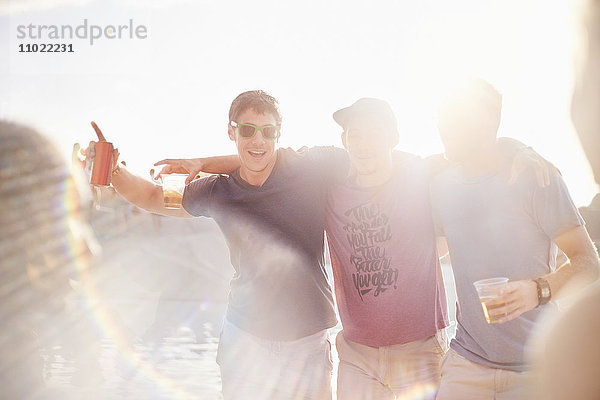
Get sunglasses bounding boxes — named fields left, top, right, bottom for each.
left=230, top=121, right=281, bottom=140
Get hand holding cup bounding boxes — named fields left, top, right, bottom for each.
left=477, top=279, right=539, bottom=324
left=160, top=174, right=187, bottom=209
left=474, top=277, right=509, bottom=324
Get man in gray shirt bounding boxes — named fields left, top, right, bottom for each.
left=430, top=78, right=600, bottom=399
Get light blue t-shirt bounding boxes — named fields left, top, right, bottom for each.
left=430, top=163, right=584, bottom=372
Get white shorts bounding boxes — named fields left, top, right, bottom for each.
left=217, top=318, right=333, bottom=400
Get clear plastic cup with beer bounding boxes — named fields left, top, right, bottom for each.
left=161, top=173, right=187, bottom=209
left=473, top=277, right=509, bottom=324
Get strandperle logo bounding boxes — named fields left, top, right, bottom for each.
left=16, top=19, right=148, bottom=45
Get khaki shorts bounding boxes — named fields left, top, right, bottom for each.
left=436, top=347, right=532, bottom=400
left=335, top=330, right=448, bottom=400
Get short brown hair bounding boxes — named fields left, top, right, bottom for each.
left=228, top=90, right=282, bottom=125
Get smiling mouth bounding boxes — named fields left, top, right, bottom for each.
left=248, top=150, right=267, bottom=158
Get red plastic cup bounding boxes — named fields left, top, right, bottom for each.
left=90, top=141, right=114, bottom=186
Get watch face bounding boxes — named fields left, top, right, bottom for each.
left=541, top=287, right=550, bottom=298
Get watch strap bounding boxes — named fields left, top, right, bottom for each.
left=534, top=278, right=551, bottom=306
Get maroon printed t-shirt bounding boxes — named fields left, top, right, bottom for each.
left=326, top=157, right=448, bottom=347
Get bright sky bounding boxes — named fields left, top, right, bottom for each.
left=1, top=0, right=597, bottom=206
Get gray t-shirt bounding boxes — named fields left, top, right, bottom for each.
left=430, top=163, right=584, bottom=371
left=182, top=147, right=348, bottom=341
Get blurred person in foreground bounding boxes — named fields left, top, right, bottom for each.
left=530, top=1, right=600, bottom=399
left=0, top=121, right=101, bottom=398
left=429, top=77, right=600, bottom=400
left=572, top=0, right=600, bottom=250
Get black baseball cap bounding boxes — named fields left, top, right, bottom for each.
left=333, top=98, right=399, bottom=140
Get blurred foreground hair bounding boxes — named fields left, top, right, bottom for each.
left=0, top=121, right=95, bottom=398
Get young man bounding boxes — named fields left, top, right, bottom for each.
left=92, top=90, right=350, bottom=399
left=325, top=98, right=449, bottom=400
left=430, top=78, right=600, bottom=400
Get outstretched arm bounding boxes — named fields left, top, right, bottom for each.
left=110, top=164, right=191, bottom=217
left=155, top=147, right=416, bottom=185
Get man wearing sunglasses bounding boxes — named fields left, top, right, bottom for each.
left=90, top=90, right=353, bottom=400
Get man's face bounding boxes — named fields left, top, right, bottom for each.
left=342, top=117, right=394, bottom=175
left=437, top=100, right=499, bottom=163
left=228, top=108, right=279, bottom=174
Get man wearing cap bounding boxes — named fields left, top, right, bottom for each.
left=325, top=98, right=449, bottom=400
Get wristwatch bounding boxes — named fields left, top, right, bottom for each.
left=534, top=278, right=551, bottom=306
